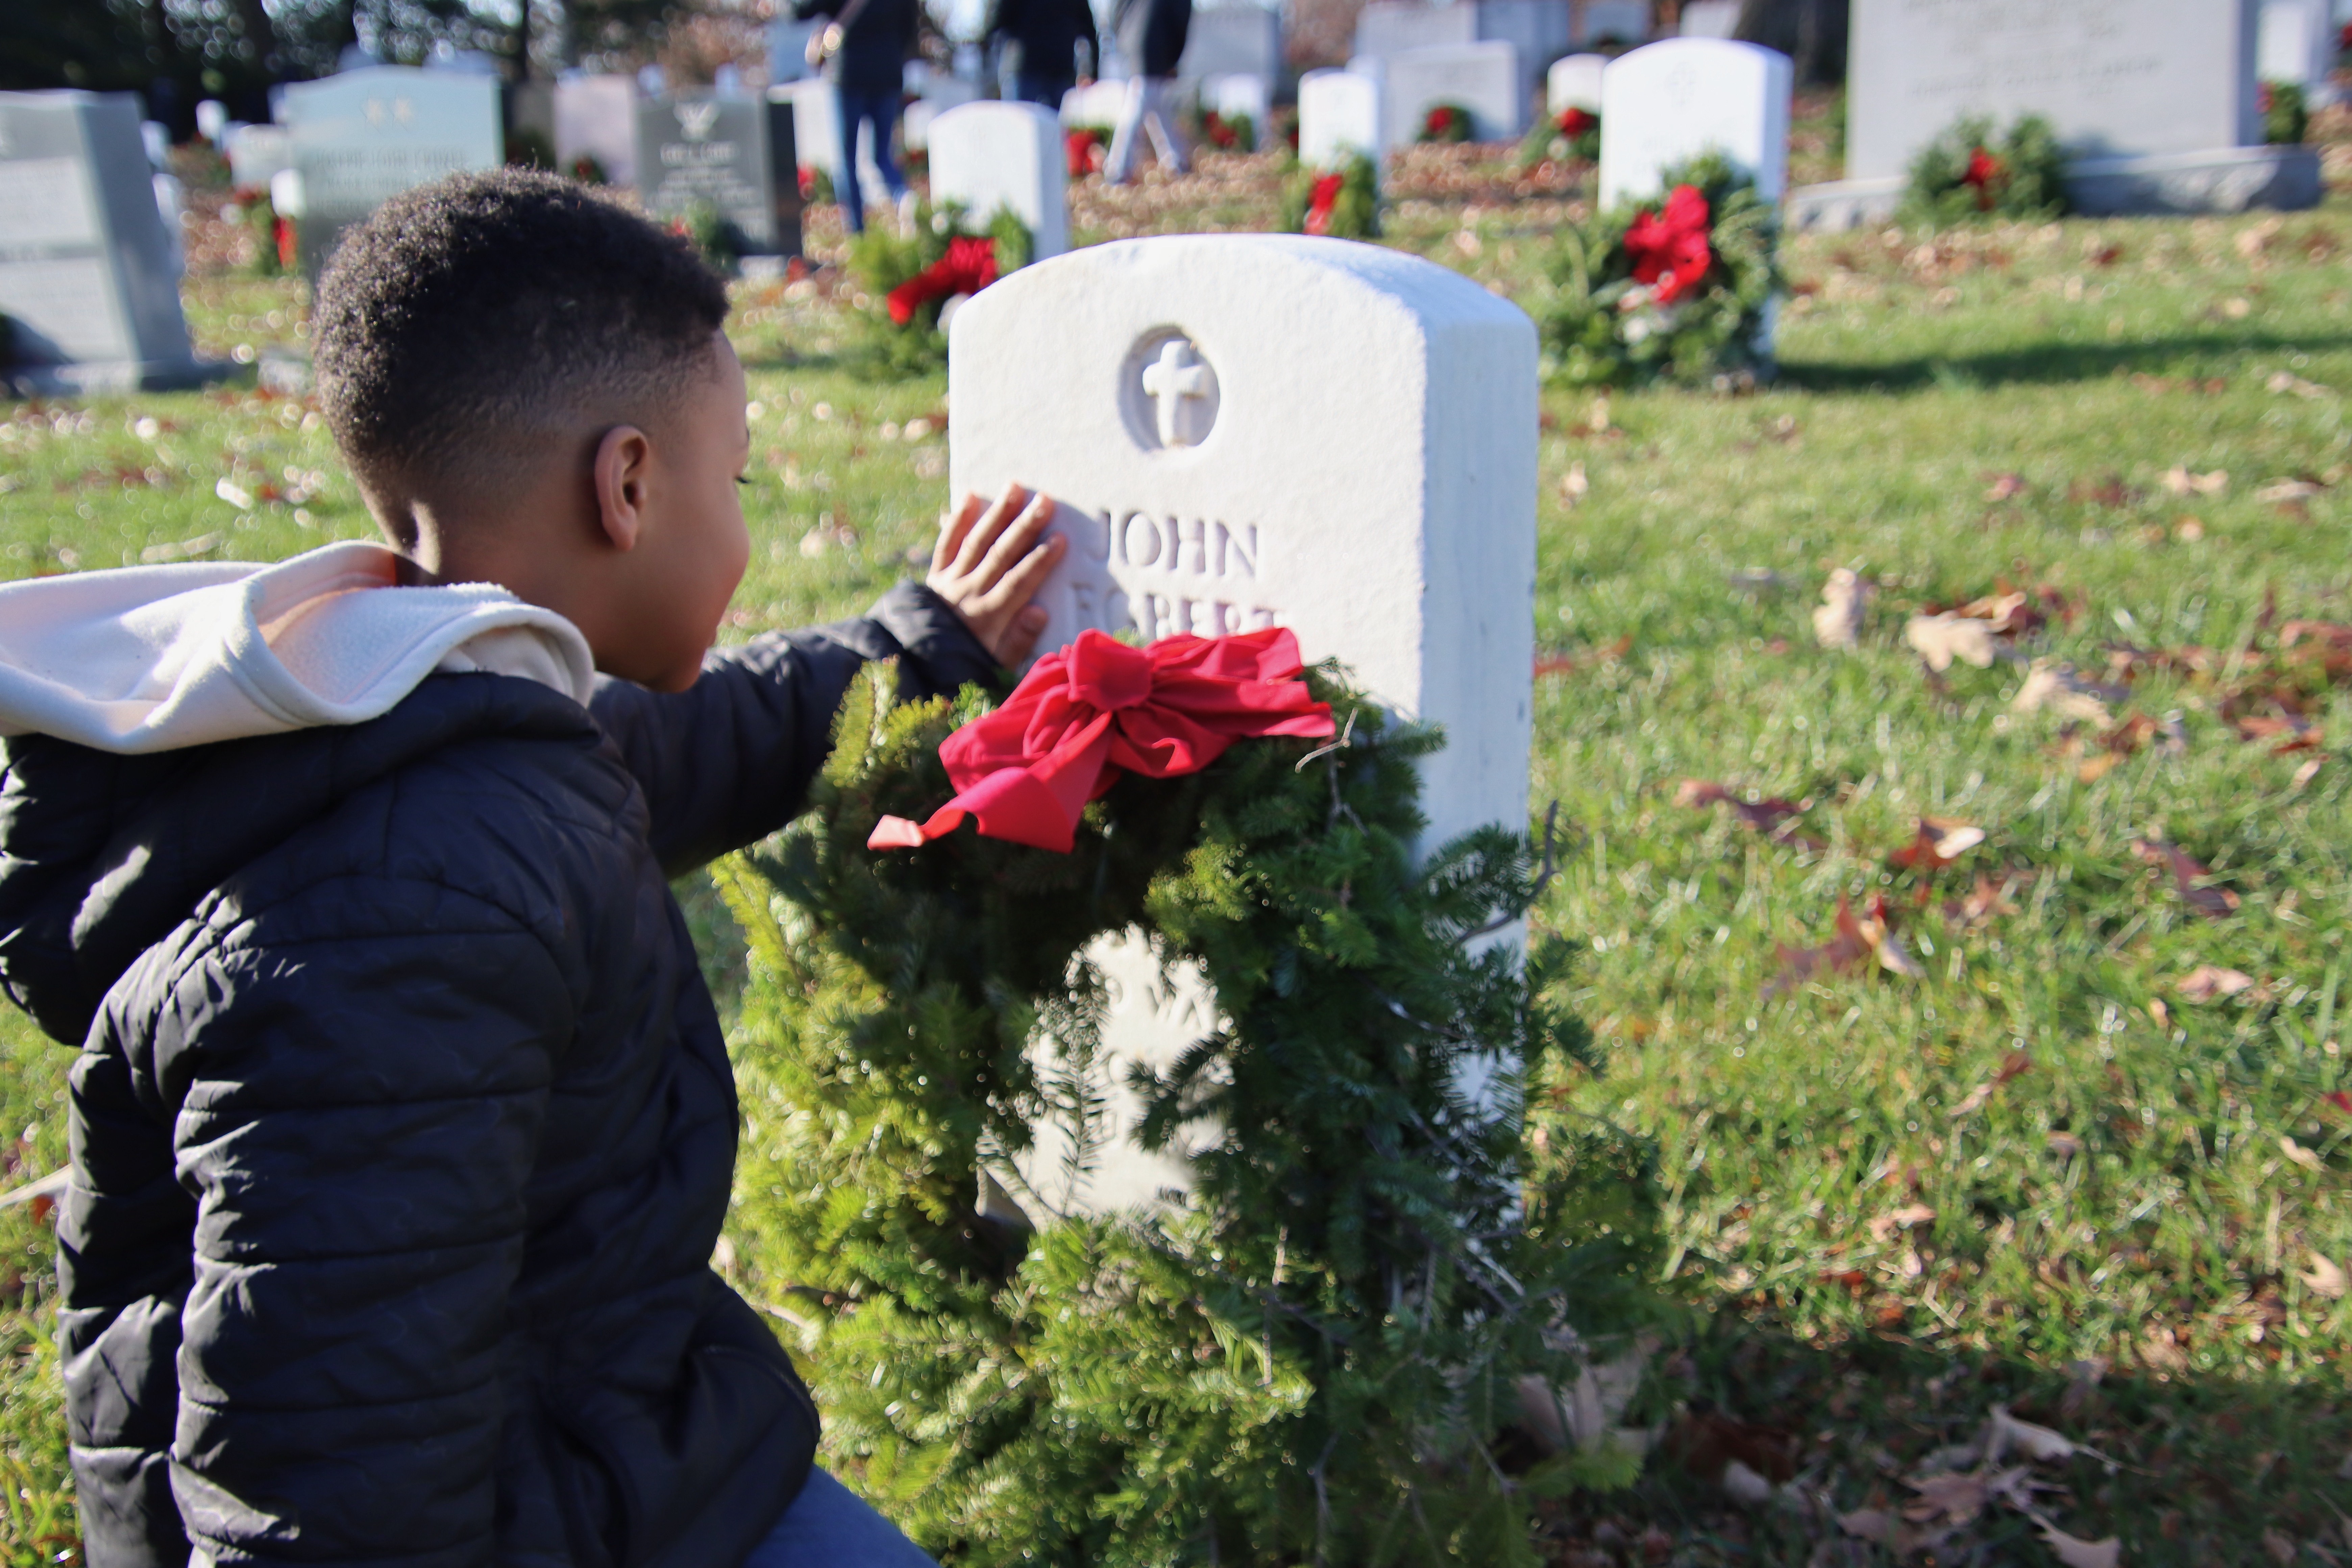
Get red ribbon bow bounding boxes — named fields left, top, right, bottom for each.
left=1623, top=181, right=1714, bottom=304
left=1304, top=172, right=1345, bottom=236
left=868, top=627, right=1336, bottom=853
left=886, top=235, right=1000, bottom=326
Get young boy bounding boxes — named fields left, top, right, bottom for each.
left=0, top=170, right=1064, bottom=1567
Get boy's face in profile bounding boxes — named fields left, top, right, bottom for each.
left=610, top=331, right=754, bottom=692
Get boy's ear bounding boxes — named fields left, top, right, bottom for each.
left=592, top=424, right=653, bottom=552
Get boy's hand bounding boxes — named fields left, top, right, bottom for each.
left=926, top=484, right=1066, bottom=667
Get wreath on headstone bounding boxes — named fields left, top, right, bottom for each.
left=1200, top=106, right=1258, bottom=152
left=1536, top=150, right=1780, bottom=389
left=1516, top=105, right=1601, bottom=169
left=1901, top=113, right=2067, bottom=225
left=1280, top=151, right=1382, bottom=239
left=712, top=641, right=1656, bottom=1566
left=1419, top=101, right=1477, bottom=144
left=845, top=199, right=1035, bottom=376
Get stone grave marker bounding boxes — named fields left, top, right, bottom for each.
left=948, top=234, right=1536, bottom=1215
left=554, top=74, right=638, bottom=186
left=1179, top=4, right=1284, bottom=82
left=0, top=89, right=215, bottom=392
left=927, top=101, right=1069, bottom=260
left=1298, top=66, right=1384, bottom=166
left=1354, top=0, right=1477, bottom=61
left=1547, top=51, right=1606, bottom=114
left=1597, top=38, right=1790, bottom=209
left=1577, top=0, right=1649, bottom=46
left=1384, top=40, right=1525, bottom=145
left=284, top=66, right=500, bottom=281
left=768, top=80, right=888, bottom=210
left=634, top=96, right=802, bottom=259
left=1679, top=0, right=1741, bottom=38
left=2259, top=0, right=2339, bottom=103
left=1060, top=79, right=1133, bottom=128
left=903, top=75, right=981, bottom=153
left=225, top=123, right=293, bottom=189
left=1203, top=72, right=1272, bottom=133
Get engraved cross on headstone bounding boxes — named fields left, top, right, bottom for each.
left=1140, top=338, right=1212, bottom=448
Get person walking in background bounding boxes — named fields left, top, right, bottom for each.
left=1103, top=0, right=1190, bottom=183
left=983, top=0, right=1100, bottom=111
left=796, top=0, right=917, bottom=234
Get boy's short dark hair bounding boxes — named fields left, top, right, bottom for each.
left=313, top=169, right=730, bottom=516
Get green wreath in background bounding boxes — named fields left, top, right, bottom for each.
left=713, top=663, right=1658, bottom=1566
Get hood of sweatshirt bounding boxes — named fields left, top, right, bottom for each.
left=0, top=539, right=595, bottom=755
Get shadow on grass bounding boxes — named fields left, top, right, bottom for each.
left=1529, top=1301, right=2350, bottom=1565
left=1778, top=330, right=2352, bottom=395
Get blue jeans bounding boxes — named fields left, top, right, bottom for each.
left=835, top=86, right=909, bottom=235
left=1016, top=70, right=1076, bottom=110
left=743, top=1468, right=937, bottom=1567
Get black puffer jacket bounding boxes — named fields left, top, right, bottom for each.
left=0, top=584, right=994, bottom=1568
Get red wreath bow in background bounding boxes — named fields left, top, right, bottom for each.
left=1557, top=106, right=1595, bottom=138
left=886, top=235, right=1000, bottom=326
left=1304, top=172, right=1345, bottom=236
left=1622, top=181, right=1713, bottom=304
left=869, top=628, right=1336, bottom=853
left=1961, top=145, right=2004, bottom=209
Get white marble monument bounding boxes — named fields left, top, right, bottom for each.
left=554, top=74, right=639, bottom=186
left=926, top=101, right=1069, bottom=260
left=1597, top=38, right=1791, bottom=209
left=1547, top=52, right=1607, bottom=115
left=1679, top=0, right=1742, bottom=38
left=1179, top=4, right=1285, bottom=82
left=1298, top=67, right=1385, bottom=167
left=947, top=235, right=1537, bottom=1215
left=1384, top=40, right=1526, bottom=144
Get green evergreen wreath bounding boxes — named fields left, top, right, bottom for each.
left=1901, top=113, right=2068, bottom=225
left=845, top=199, right=1036, bottom=377
left=714, top=664, right=1657, bottom=1566
left=1279, top=153, right=1382, bottom=240
left=1535, top=150, right=1781, bottom=389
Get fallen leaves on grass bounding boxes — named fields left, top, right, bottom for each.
left=1907, top=612, right=2001, bottom=671
left=2299, top=1252, right=2348, bottom=1299
left=2131, top=837, right=2240, bottom=918
left=1766, top=896, right=1921, bottom=995
left=2036, top=1520, right=2123, bottom=1568
left=1888, top=816, right=1985, bottom=871
left=1947, top=1050, right=2034, bottom=1118
left=1867, top=1202, right=1937, bottom=1242
left=2279, top=1135, right=2326, bottom=1172
left=2230, top=714, right=2322, bottom=753
left=2265, top=370, right=2331, bottom=400
left=1813, top=567, right=1868, bottom=650
left=2175, top=964, right=2255, bottom=1003
left=2161, top=465, right=2229, bottom=497
left=2013, top=662, right=2124, bottom=724
left=1534, top=634, right=1630, bottom=677
left=2256, top=477, right=2325, bottom=504
left=1674, top=779, right=1818, bottom=848
left=1942, top=871, right=2025, bottom=928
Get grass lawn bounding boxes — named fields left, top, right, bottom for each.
left=2, top=125, right=2350, bottom=1563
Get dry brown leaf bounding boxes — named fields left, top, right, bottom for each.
left=1907, top=612, right=2001, bottom=671
left=1902, top=1470, right=1989, bottom=1524
left=2301, top=1253, right=2349, bottom=1299
left=1868, top=1202, right=1937, bottom=1243
left=1944, top=871, right=2023, bottom=928
left=2280, top=1135, right=2326, bottom=1172
left=1876, top=930, right=1926, bottom=978
left=2036, top=1521, right=2123, bottom=1568
left=2175, top=964, right=2255, bottom=1003
left=1814, top=568, right=1869, bottom=651
left=2013, top=661, right=2122, bottom=724
left=1985, top=472, right=2028, bottom=501
left=1560, top=461, right=1589, bottom=507
left=1720, top=1457, right=1774, bottom=1506
left=1988, top=1406, right=2102, bottom=1466
left=2130, top=838, right=2240, bottom=918
left=1768, top=897, right=1917, bottom=995
left=2265, top=371, right=2330, bottom=400
left=2262, top=1529, right=2298, bottom=1566
left=1890, top=816, right=1986, bottom=871
left=2292, top=755, right=2325, bottom=790
left=1674, top=780, right=1816, bottom=846
left=1836, top=1508, right=1905, bottom=1546
left=2257, top=477, right=2323, bottom=504
left=2162, top=466, right=2229, bottom=497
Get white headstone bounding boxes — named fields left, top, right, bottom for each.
left=768, top=79, right=887, bottom=207
left=1598, top=38, right=1791, bottom=207
left=195, top=98, right=228, bottom=143
left=1204, top=72, right=1272, bottom=128
left=1846, top=0, right=2261, bottom=183
left=1180, top=4, right=1285, bottom=81
left=1383, top=39, right=1525, bottom=145
left=2260, top=0, right=2338, bottom=100
left=1298, top=67, right=1385, bottom=166
left=284, top=66, right=501, bottom=280
left=1060, top=79, right=1132, bottom=127
left=139, top=120, right=169, bottom=168
left=225, top=123, right=294, bottom=189
left=0, top=90, right=210, bottom=392
left=904, top=76, right=982, bottom=151
left=1354, top=0, right=1478, bottom=61
left=1547, top=51, right=1607, bottom=113
left=948, top=235, right=1536, bottom=1216
left=1577, top=0, right=1649, bottom=46
left=1680, top=0, right=1742, bottom=38
left=555, top=74, right=638, bottom=184
left=927, top=101, right=1069, bottom=260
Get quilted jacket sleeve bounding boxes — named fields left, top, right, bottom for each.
left=590, top=580, right=1000, bottom=875
left=156, top=882, right=571, bottom=1568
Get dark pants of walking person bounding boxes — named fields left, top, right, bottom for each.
left=1015, top=70, right=1077, bottom=110
left=835, top=85, right=909, bottom=235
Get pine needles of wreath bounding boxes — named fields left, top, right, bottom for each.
left=714, top=666, right=1658, bottom=1566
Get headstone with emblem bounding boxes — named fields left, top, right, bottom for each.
left=284, top=66, right=501, bottom=282
left=634, top=95, right=802, bottom=259
left=946, top=234, right=1537, bottom=1214
left=0, top=89, right=217, bottom=392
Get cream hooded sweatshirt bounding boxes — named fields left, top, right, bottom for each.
left=0, top=540, right=597, bottom=755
